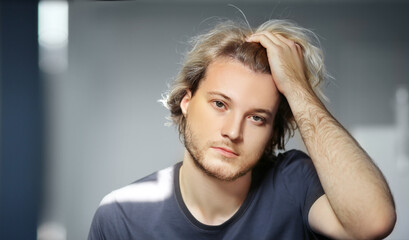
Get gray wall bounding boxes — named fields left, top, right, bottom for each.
left=41, top=2, right=409, bottom=239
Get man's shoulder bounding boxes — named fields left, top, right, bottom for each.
left=89, top=163, right=181, bottom=239
left=253, top=149, right=315, bottom=187
left=256, top=149, right=323, bottom=202
left=99, top=163, right=179, bottom=206
left=272, top=149, right=322, bottom=197
left=278, top=149, right=310, bottom=161
left=275, top=149, right=314, bottom=172
left=253, top=149, right=314, bottom=186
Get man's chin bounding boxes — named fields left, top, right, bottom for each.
left=196, top=161, right=251, bottom=182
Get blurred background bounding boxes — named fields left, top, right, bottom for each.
left=0, top=0, right=408, bottom=239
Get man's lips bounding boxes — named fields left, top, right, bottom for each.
left=211, top=146, right=239, bottom=158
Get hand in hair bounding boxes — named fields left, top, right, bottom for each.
left=246, top=32, right=312, bottom=99
left=248, top=31, right=396, bottom=239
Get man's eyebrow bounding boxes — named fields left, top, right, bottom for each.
left=206, top=91, right=232, bottom=102
left=253, top=109, right=273, bottom=118
left=207, top=91, right=273, bottom=117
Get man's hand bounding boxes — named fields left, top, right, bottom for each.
left=246, top=32, right=312, bottom=98
left=247, top=32, right=396, bottom=239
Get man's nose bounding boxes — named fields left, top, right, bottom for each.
left=221, top=113, right=243, bottom=141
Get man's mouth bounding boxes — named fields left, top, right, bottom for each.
left=211, top=146, right=239, bottom=158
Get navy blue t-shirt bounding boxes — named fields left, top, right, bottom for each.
left=89, top=150, right=325, bottom=239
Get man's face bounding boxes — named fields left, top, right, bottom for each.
left=180, top=57, right=281, bottom=181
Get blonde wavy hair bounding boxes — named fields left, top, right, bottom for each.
left=161, top=19, right=328, bottom=155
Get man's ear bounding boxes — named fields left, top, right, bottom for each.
left=180, top=90, right=192, bottom=116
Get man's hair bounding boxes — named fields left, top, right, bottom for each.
left=161, top=19, right=328, bottom=155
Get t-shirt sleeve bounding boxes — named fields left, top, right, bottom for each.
left=88, top=195, right=121, bottom=240
left=278, top=150, right=325, bottom=232
left=300, top=155, right=325, bottom=231
left=88, top=206, right=106, bottom=240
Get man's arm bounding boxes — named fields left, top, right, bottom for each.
left=247, top=32, right=396, bottom=239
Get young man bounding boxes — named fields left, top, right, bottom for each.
left=89, top=20, right=396, bottom=239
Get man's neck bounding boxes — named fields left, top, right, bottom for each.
left=179, top=151, right=252, bottom=226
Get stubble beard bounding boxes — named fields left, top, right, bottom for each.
left=183, top=120, right=259, bottom=182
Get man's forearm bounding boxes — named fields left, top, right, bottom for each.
left=287, top=87, right=396, bottom=238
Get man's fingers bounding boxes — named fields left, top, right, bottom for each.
left=246, top=34, right=279, bottom=52
left=247, top=31, right=287, bottom=48
left=248, top=31, right=295, bottom=49
left=247, top=31, right=305, bottom=67
left=275, top=34, right=297, bottom=49
left=275, top=34, right=304, bottom=60
left=248, top=32, right=302, bottom=57
left=259, top=31, right=287, bottom=47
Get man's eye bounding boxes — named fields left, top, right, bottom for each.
left=251, top=115, right=265, bottom=123
left=213, top=101, right=225, bottom=108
